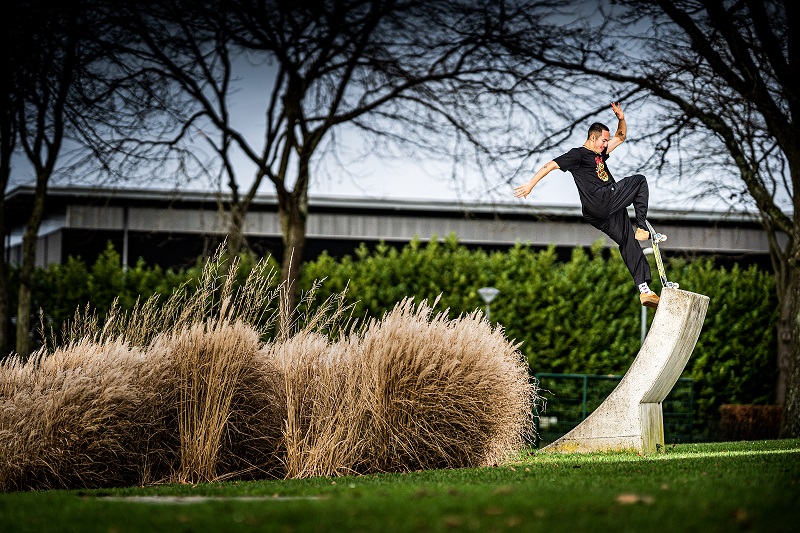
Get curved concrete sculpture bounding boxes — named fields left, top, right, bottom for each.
left=542, top=287, right=710, bottom=454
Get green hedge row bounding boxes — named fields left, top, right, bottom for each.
left=7, top=237, right=778, bottom=438
left=300, top=236, right=777, bottom=437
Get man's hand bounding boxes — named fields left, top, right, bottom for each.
left=514, top=181, right=535, bottom=199
left=608, top=102, right=627, bottom=153
left=611, top=101, right=624, bottom=120
left=515, top=161, right=559, bottom=198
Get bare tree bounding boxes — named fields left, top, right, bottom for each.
left=6, top=1, right=85, bottom=358
left=0, top=49, right=17, bottom=356
left=6, top=0, right=143, bottom=358
left=119, top=0, right=555, bottom=315
left=499, top=0, right=799, bottom=436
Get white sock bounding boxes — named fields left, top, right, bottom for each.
left=638, top=283, right=651, bottom=294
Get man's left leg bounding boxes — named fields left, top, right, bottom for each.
left=609, top=174, right=649, bottom=239
left=602, top=209, right=659, bottom=308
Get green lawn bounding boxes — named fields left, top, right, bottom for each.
left=2, top=439, right=798, bottom=533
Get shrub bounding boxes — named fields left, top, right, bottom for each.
left=1, top=251, right=284, bottom=490
left=1, top=251, right=536, bottom=490
left=268, top=299, right=536, bottom=478
left=718, top=404, right=782, bottom=441
left=674, top=260, right=778, bottom=437
left=4, top=235, right=778, bottom=458
left=0, top=339, right=179, bottom=491
left=301, top=236, right=778, bottom=438
left=351, top=299, right=535, bottom=472
left=163, top=320, right=269, bottom=483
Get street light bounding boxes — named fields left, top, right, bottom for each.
left=641, top=247, right=654, bottom=346
left=478, top=287, right=500, bottom=323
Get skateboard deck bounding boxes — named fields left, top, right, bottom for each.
left=645, top=220, right=678, bottom=290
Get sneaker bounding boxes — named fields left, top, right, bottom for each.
left=635, top=228, right=650, bottom=241
left=640, top=292, right=660, bottom=309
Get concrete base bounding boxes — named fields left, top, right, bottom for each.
left=542, top=287, right=709, bottom=454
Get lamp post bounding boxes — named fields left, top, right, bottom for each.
left=641, top=247, right=654, bottom=346
left=478, top=287, right=500, bottom=323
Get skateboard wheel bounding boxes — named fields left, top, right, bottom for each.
left=661, top=234, right=668, bottom=242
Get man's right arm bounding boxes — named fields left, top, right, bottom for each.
left=514, top=160, right=560, bottom=199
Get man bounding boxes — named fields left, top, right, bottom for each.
left=514, top=102, right=659, bottom=308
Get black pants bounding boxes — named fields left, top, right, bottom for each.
left=583, top=174, right=652, bottom=287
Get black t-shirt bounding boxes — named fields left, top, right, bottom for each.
left=553, top=147, right=615, bottom=217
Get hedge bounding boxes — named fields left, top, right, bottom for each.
left=300, top=235, right=778, bottom=438
left=6, top=236, right=778, bottom=438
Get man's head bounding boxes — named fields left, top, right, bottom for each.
left=587, top=122, right=611, bottom=153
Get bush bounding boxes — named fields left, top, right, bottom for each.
left=301, top=236, right=778, bottom=438
left=5, top=236, right=779, bottom=444
left=1, top=253, right=537, bottom=490
left=673, top=260, right=778, bottom=437
left=718, top=404, right=782, bottom=441
left=1, top=251, right=282, bottom=490
left=0, top=339, right=179, bottom=491
left=271, top=299, right=535, bottom=478
left=301, top=238, right=642, bottom=376
left=4, top=243, right=195, bottom=351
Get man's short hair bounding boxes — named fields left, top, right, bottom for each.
left=588, top=122, right=610, bottom=139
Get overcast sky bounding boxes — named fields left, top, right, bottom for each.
left=199, top=58, right=713, bottom=212
left=307, top=123, right=684, bottom=210
left=9, top=47, right=749, bottom=217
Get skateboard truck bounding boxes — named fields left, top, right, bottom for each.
left=645, top=220, right=679, bottom=290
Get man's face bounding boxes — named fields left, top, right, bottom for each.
left=591, top=130, right=611, bottom=152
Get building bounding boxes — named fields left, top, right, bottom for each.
left=5, top=185, right=780, bottom=270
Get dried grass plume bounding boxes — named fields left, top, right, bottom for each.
left=1, top=249, right=538, bottom=491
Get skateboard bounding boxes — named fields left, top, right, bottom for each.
left=644, top=220, right=678, bottom=290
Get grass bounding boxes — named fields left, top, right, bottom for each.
left=271, top=298, right=534, bottom=478
left=2, top=250, right=795, bottom=530
left=2, top=250, right=535, bottom=489
left=2, top=439, right=797, bottom=533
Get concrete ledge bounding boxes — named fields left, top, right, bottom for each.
left=542, top=287, right=710, bottom=454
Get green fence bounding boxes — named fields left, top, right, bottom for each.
left=534, top=373, right=694, bottom=447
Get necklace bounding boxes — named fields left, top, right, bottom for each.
left=583, top=143, right=600, bottom=154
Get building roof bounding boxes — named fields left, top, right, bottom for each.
left=6, top=184, right=777, bottom=257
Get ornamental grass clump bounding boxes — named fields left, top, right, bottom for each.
left=0, top=251, right=286, bottom=491
left=262, top=332, right=340, bottom=478
left=0, top=248, right=537, bottom=490
left=160, top=319, right=283, bottom=483
left=274, top=298, right=537, bottom=478
left=355, top=299, right=536, bottom=472
left=0, top=339, right=179, bottom=491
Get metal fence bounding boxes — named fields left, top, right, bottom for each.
left=533, top=373, right=694, bottom=447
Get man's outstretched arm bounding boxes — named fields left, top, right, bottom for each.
left=514, top=160, right=560, bottom=199
left=607, top=102, right=626, bottom=154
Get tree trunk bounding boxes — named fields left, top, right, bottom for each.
left=224, top=203, right=246, bottom=272
left=0, top=202, right=7, bottom=358
left=0, top=61, right=11, bottom=360
left=15, top=176, right=48, bottom=359
left=775, top=270, right=794, bottom=406
left=277, top=197, right=307, bottom=335
left=779, top=263, right=800, bottom=437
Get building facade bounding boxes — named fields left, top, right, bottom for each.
left=5, top=185, right=780, bottom=270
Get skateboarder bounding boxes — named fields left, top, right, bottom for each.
left=514, top=102, right=659, bottom=308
